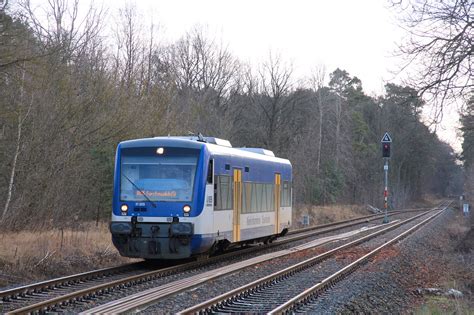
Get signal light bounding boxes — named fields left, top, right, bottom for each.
left=382, top=143, right=391, bottom=158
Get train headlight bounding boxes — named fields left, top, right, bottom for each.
left=156, top=147, right=164, bottom=155
left=121, top=204, right=128, bottom=214
left=183, top=205, right=191, bottom=213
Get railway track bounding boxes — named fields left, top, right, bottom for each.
left=82, top=203, right=448, bottom=314
left=0, top=210, right=394, bottom=300
left=177, top=200, right=451, bottom=314
left=0, top=209, right=406, bottom=313
left=0, top=207, right=430, bottom=314
left=286, top=207, right=430, bottom=236
left=269, top=204, right=451, bottom=314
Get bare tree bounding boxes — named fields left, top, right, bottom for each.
left=20, top=0, right=104, bottom=57
left=165, top=27, right=241, bottom=136
left=0, top=1, right=42, bottom=70
left=169, top=27, right=239, bottom=98
left=256, top=53, right=293, bottom=148
left=114, top=3, right=143, bottom=89
left=310, top=66, right=326, bottom=174
left=1, top=0, right=7, bottom=11
left=2, top=67, right=32, bottom=220
left=392, top=0, right=473, bottom=119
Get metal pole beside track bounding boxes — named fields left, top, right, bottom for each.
left=383, top=158, right=389, bottom=223
left=381, top=132, right=391, bottom=224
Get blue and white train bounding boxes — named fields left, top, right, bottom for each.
left=110, top=136, right=292, bottom=260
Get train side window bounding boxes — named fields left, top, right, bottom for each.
left=246, top=183, right=251, bottom=213
left=247, top=182, right=254, bottom=213
left=288, top=182, right=292, bottom=206
left=215, top=177, right=222, bottom=210
left=267, top=184, right=273, bottom=211
left=269, top=184, right=275, bottom=211
left=214, top=177, right=218, bottom=207
left=207, top=160, right=213, bottom=184
left=257, top=184, right=264, bottom=212
left=215, top=177, right=221, bottom=210
left=281, top=181, right=291, bottom=207
left=242, top=182, right=246, bottom=213
left=281, top=181, right=286, bottom=206
left=222, top=176, right=231, bottom=210
left=262, top=184, right=268, bottom=212
left=254, top=184, right=260, bottom=212
left=227, top=176, right=233, bottom=208
left=251, top=183, right=257, bottom=212
left=215, top=175, right=232, bottom=210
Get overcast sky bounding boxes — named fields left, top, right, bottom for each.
left=120, top=0, right=406, bottom=95
left=23, top=0, right=462, bottom=151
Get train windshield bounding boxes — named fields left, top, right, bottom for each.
left=120, top=147, right=199, bottom=202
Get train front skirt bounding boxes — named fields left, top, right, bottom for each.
left=110, top=221, right=212, bottom=259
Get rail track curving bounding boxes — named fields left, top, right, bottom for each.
left=84, top=203, right=448, bottom=314
left=0, top=206, right=435, bottom=314
left=178, top=201, right=451, bottom=314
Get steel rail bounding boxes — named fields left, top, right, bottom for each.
left=90, top=205, right=444, bottom=314
left=3, top=204, right=431, bottom=314
left=79, top=215, right=419, bottom=314
left=1, top=204, right=425, bottom=301
left=278, top=211, right=401, bottom=242
left=286, top=207, right=429, bottom=236
left=0, top=209, right=403, bottom=303
left=0, top=262, right=145, bottom=301
left=177, top=202, right=448, bottom=315
left=3, top=209, right=408, bottom=313
left=287, top=212, right=386, bottom=235
left=268, top=201, right=451, bottom=314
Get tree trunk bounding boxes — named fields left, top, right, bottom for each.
left=2, top=115, right=22, bottom=220
left=316, top=88, right=323, bottom=174
left=334, top=95, right=342, bottom=167
left=2, top=65, right=32, bottom=221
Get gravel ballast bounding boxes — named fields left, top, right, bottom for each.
left=300, top=206, right=473, bottom=313
left=65, top=212, right=416, bottom=313
left=139, top=211, right=437, bottom=313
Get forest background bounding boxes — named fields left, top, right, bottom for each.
left=0, top=0, right=470, bottom=229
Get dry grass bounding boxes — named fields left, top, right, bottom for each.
left=293, top=204, right=369, bottom=229
left=291, top=197, right=444, bottom=229
left=415, top=208, right=474, bottom=314
left=411, top=196, right=447, bottom=208
left=416, top=295, right=472, bottom=315
left=0, top=222, right=136, bottom=287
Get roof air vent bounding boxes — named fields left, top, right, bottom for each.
left=237, top=148, right=275, bottom=157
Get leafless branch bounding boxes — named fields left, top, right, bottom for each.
left=392, top=0, right=473, bottom=120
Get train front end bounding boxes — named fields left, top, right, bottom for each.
left=110, top=138, right=208, bottom=260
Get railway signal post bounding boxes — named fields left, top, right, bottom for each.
left=381, top=132, right=392, bottom=223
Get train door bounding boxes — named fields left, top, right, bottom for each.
left=233, top=169, right=242, bottom=242
left=274, top=173, right=281, bottom=234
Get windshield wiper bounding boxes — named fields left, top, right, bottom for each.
left=122, top=174, right=157, bottom=208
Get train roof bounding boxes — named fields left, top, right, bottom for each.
left=118, top=136, right=291, bottom=166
